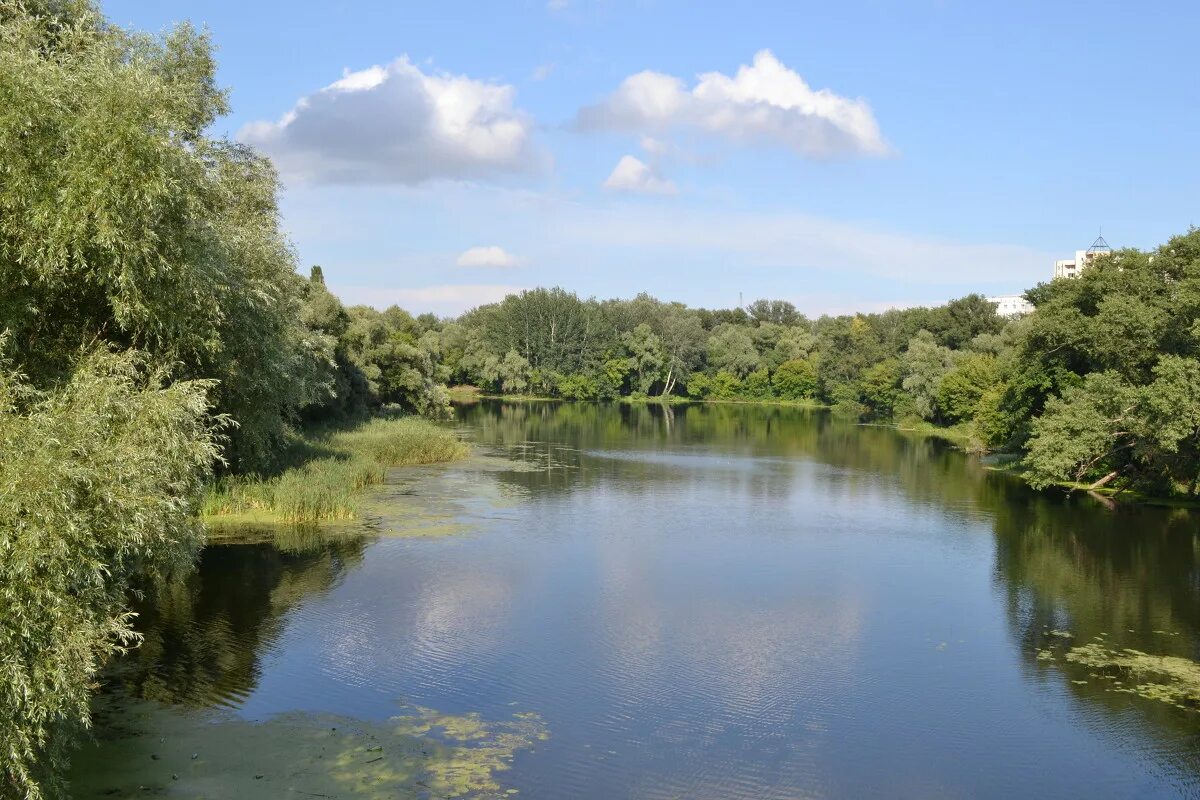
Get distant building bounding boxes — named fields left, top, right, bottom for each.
left=987, top=294, right=1034, bottom=317
left=1054, top=234, right=1111, bottom=279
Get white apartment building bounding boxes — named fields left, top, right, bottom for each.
left=987, top=295, right=1034, bottom=317
left=1054, top=235, right=1111, bottom=279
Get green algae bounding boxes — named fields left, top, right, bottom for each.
left=1063, top=642, right=1200, bottom=710
left=1037, top=637, right=1200, bottom=711
left=70, top=697, right=547, bottom=799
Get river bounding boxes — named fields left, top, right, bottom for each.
left=71, top=401, right=1200, bottom=798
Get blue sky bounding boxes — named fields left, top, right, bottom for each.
left=107, top=0, right=1200, bottom=316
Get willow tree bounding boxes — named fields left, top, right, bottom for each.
left=0, top=349, right=220, bottom=799
left=0, top=0, right=328, bottom=471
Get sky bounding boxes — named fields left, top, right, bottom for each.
left=105, top=0, right=1200, bottom=317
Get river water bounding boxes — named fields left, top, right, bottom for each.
left=72, top=401, right=1200, bottom=798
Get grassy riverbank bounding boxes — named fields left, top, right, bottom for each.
left=203, top=417, right=469, bottom=525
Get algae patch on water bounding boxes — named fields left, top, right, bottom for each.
left=70, top=698, right=547, bottom=799
left=1064, top=642, right=1200, bottom=709
left=1037, top=638, right=1200, bottom=711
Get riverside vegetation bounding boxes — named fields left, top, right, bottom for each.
left=5, top=1, right=1200, bottom=798
left=0, top=4, right=459, bottom=797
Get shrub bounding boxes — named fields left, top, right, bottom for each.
left=772, top=358, right=818, bottom=400
left=743, top=368, right=774, bottom=399
left=557, top=373, right=599, bottom=401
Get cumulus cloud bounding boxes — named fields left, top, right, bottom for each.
left=577, top=50, right=889, bottom=158
left=456, top=245, right=521, bottom=268
left=602, top=155, right=677, bottom=195
left=238, top=57, right=537, bottom=185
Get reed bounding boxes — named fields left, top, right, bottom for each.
left=203, top=417, right=468, bottom=524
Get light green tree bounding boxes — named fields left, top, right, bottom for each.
left=0, top=349, right=220, bottom=799
left=900, top=331, right=953, bottom=420
left=621, top=323, right=665, bottom=394
left=707, top=325, right=760, bottom=377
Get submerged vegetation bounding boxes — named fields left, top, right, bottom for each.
left=204, top=416, right=468, bottom=523
left=1037, top=638, right=1200, bottom=712
left=72, top=696, right=547, bottom=800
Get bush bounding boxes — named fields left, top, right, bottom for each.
left=557, top=373, right=599, bottom=401
left=686, top=372, right=713, bottom=399
left=772, top=358, right=818, bottom=400
left=710, top=370, right=744, bottom=399
left=743, top=368, right=774, bottom=399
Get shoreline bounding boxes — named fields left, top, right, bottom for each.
left=466, top=395, right=1197, bottom=509
left=202, top=416, right=469, bottom=526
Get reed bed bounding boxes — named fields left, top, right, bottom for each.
left=203, top=417, right=468, bottom=524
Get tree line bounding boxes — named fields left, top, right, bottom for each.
left=379, top=231, right=1200, bottom=499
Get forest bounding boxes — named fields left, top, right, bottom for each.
left=4, top=2, right=1200, bottom=798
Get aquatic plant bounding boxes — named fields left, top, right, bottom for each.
left=203, top=417, right=469, bottom=523
left=70, top=699, right=548, bottom=799
left=1064, top=642, right=1200, bottom=709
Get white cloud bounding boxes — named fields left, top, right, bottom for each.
left=577, top=50, right=889, bottom=158
left=238, top=57, right=537, bottom=185
left=602, top=155, right=677, bottom=195
left=330, top=283, right=524, bottom=316
left=455, top=245, right=521, bottom=268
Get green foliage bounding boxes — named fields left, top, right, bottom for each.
left=709, top=370, right=745, bottom=399
left=0, top=4, right=328, bottom=471
left=746, top=298, right=803, bottom=326
left=924, top=294, right=1005, bottom=349
left=706, top=324, right=760, bottom=377
left=1024, top=371, right=1139, bottom=489
left=900, top=331, right=953, bottom=421
left=474, top=288, right=602, bottom=376
left=937, top=353, right=1001, bottom=423
left=858, top=358, right=902, bottom=420
left=557, top=372, right=599, bottom=401
left=0, top=349, right=219, bottom=799
left=742, top=368, right=773, bottom=399
left=685, top=372, right=713, bottom=399
left=621, top=323, right=665, bottom=394
left=772, top=358, right=818, bottom=400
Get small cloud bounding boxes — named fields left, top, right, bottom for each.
left=603, top=155, right=677, bottom=195
left=238, top=57, right=538, bottom=185
left=547, top=0, right=568, bottom=9
left=577, top=49, right=890, bottom=159
left=532, top=62, right=557, bottom=81
left=456, top=245, right=521, bottom=268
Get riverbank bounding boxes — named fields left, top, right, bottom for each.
left=203, top=416, right=469, bottom=525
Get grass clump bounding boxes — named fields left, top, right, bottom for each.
left=203, top=417, right=469, bottom=524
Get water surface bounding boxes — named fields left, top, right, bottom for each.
left=73, top=401, right=1200, bottom=798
